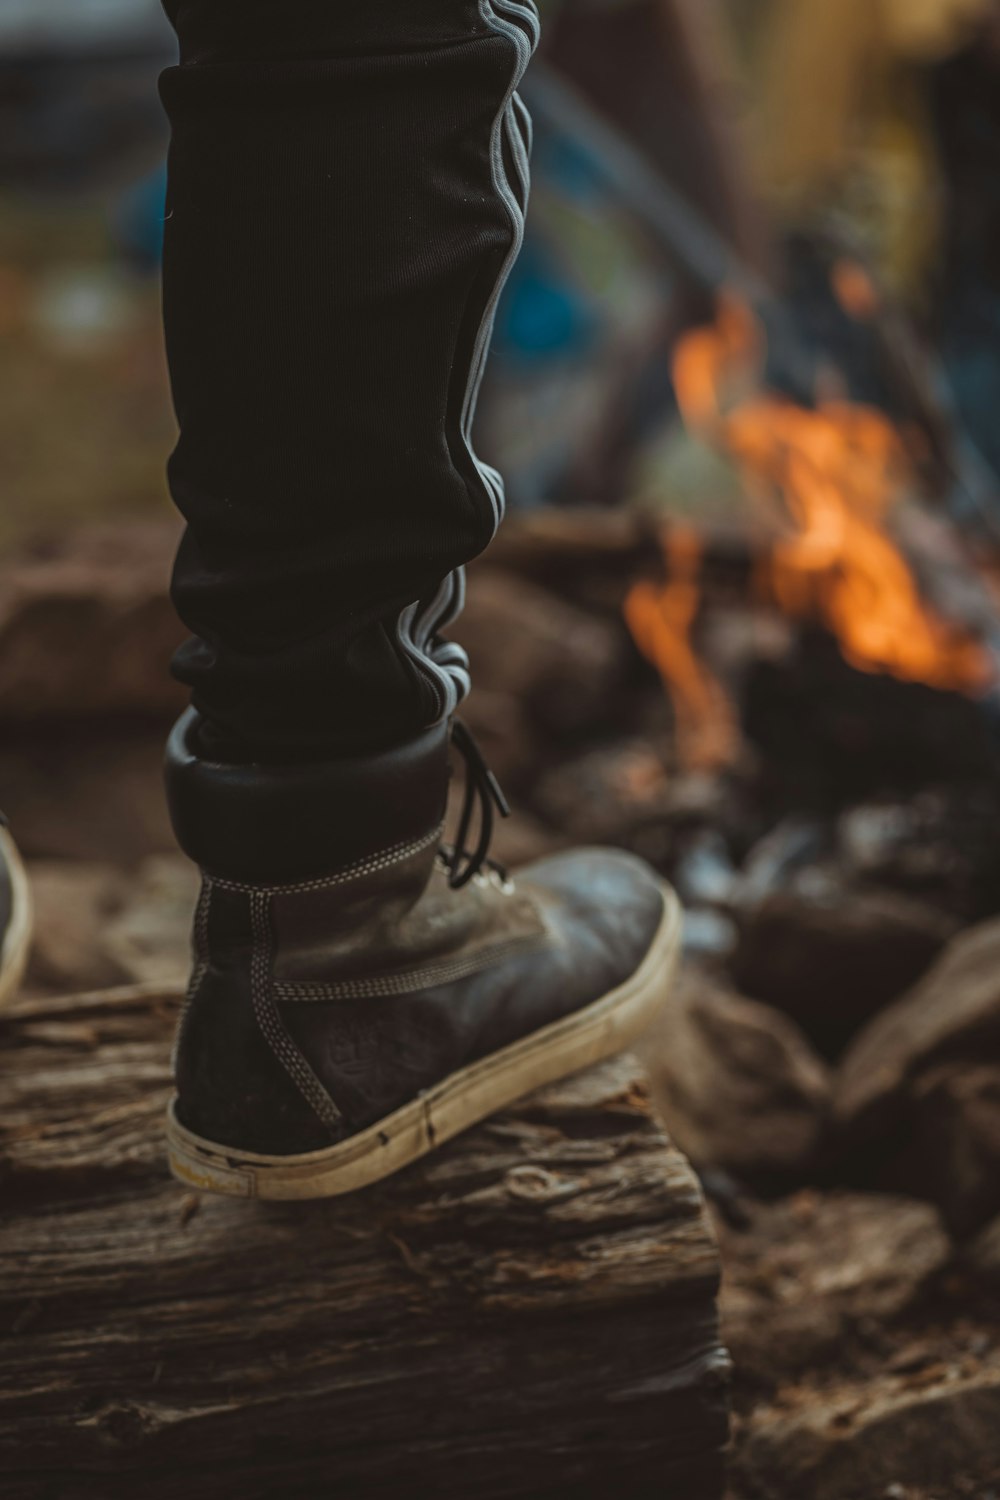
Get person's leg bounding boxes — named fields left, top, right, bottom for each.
left=160, top=1, right=681, bottom=1197
left=160, top=0, right=534, bottom=760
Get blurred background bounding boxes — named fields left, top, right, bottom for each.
left=3, top=2, right=1000, bottom=1494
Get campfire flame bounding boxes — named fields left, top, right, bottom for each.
left=623, top=526, right=737, bottom=770
left=626, top=297, right=989, bottom=764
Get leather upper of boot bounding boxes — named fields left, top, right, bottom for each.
left=167, top=712, right=668, bottom=1155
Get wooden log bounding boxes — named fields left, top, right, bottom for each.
left=0, top=984, right=730, bottom=1500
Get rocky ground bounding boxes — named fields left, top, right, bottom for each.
left=2, top=517, right=999, bottom=1500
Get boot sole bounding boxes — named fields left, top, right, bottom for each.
left=0, top=828, right=33, bottom=1008
left=165, top=882, right=683, bottom=1200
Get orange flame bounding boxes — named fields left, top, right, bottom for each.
left=670, top=296, right=988, bottom=695
left=624, top=526, right=737, bottom=769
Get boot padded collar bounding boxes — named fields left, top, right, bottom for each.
left=166, top=709, right=451, bottom=884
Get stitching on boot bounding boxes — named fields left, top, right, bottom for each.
left=272, top=932, right=549, bottom=1002
left=248, top=889, right=344, bottom=1130
left=211, top=824, right=442, bottom=896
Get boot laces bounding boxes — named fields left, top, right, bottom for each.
left=444, top=719, right=510, bottom=889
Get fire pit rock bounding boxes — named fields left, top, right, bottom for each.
left=25, top=860, right=132, bottom=993
left=731, top=885, right=957, bottom=1059
left=638, top=967, right=830, bottom=1183
left=458, top=568, right=630, bottom=742
left=0, top=520, right=183, bottom=721
left=734, top=1347, right=1000, bottom=1500
left=836, top=916, right=1000, bottom=1132
left=716, top=1189, right=950, bottom=1388
left=531, top=737, right=680, bottom=849
left=835, top=916, right=1000, bottom=1234
left=965, top=1212, right=1000, bottom=1290
left=908, top=1063, right=1000, bottom=1238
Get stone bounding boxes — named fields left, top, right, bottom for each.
left=24, top=860, right=131, bottom=994
left=0, top=730, right=175, bottom=864
left=458, top=567, right=629, bottom=741
left=734, top=1349, right=1000, bottom=1500
left=637, top=967, right=830, bottom=1182
left=102, top=854, right=200, bottom=986
left=715, top=1190, right=951, bottom=1388
left=838, top=789, right=1000, bottom=928
left=832, top=920, right=1000, bottom=1236
left=732, top=886, right=957, bottom=1058
left=532, top=737, right=679, bottom=848
left=0, top=520, right=183, bottom=721
left=909, top=1064, right=1000, bottom=1238
left=836, top=917, right=1000, bottom=1140
left=965, top=1213, right=1000, bottom=1289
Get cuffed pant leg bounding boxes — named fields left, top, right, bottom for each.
left=159, top=1, right=538, bottom=758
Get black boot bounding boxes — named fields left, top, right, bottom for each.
left=165, top=711, right=681, bottom=1199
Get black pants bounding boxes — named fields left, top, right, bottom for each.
left=159, top=1, right=538, bottom=760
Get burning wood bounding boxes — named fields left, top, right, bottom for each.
left=624, top=295, right=994, bottom=765
left=675, top=296, right=991, bottom=692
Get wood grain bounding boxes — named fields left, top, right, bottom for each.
left=0, top=984, right=729, bottom=1499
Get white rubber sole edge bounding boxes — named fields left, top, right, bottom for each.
left=0, top=827, right=32, bottom=1009
left=166, top=883, right=683, bottom=1201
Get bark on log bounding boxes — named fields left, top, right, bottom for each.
left=0, top=984, right=730, bottom=1500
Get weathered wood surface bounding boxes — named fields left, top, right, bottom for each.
left=0, top=984, right=730, bottom=1500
